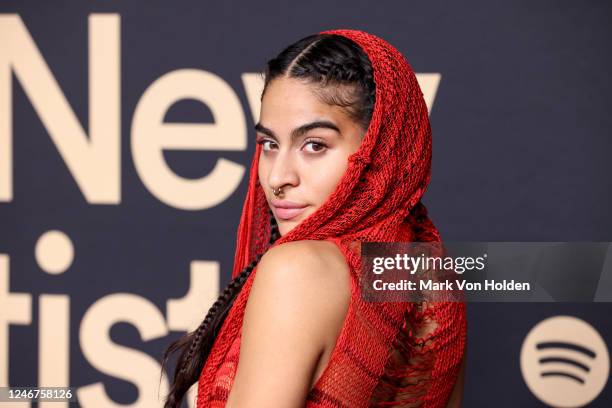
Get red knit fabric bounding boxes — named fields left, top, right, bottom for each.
left=196, top=29, right=467, bottom=407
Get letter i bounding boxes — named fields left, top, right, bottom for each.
left=35, top=231, right=73, bottom=408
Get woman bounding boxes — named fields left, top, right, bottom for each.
left=162, top=29, right=467, bottom=407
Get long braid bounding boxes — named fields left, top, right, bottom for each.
left=161, top=210, right=280, bottom=407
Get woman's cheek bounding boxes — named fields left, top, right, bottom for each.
left=313, top=165, right=345, bottom=202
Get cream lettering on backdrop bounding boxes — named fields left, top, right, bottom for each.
left=0, top=13, right=441, bottom=407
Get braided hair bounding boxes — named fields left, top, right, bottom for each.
left=161, top=32, right=375, bottom=407
left=161, top=211, right=280, bottom=407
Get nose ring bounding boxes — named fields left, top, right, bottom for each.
left=273, top=187, right=284, bottom=197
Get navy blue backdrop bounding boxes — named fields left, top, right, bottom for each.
left=1, top=1, right=610, bottom=406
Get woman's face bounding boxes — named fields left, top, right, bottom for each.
left=256, top=76, right=366, bottom=236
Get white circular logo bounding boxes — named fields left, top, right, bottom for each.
left=520, top=315, right=610, bottom=407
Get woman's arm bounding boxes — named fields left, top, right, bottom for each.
left=225, top=240, right=350, bottom=408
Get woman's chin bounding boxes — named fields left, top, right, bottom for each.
left=277, top=221, right=293, bottom=237
left=273, top=207, right=313, bottom=237
left=276, top=217, right=303, bottom=237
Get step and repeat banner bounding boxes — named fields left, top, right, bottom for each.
left=1, top=1, right=611, bottom=407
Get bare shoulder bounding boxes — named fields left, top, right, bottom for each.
left=226, top=240, right=351, bottom=406
left=252, top=239, right=351, bottom=320
left=259, top=239, right=350, bottom=280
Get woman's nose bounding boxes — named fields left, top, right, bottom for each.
left=268, top=150, right=299, bottom=190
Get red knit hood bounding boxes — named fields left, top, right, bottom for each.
left=231, top=28, right=436, bottom=281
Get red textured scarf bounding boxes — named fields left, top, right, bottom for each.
left=197, top=29, right=467, bottom=407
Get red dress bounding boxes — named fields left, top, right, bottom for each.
left=197, top=235, right=467, bottom=407
left=196, top=28, right=468, bottom=407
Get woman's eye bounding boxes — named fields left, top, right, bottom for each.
left=258, top=139, right=276, bottom=151
left=304, top=141, right=327, bottom=153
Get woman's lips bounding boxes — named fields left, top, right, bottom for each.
left=273, top=206, right=307, bottom=221
left=271, top=198, right=308, bottom=221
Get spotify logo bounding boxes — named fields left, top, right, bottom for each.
left=520, top=315, right=610, bottom=407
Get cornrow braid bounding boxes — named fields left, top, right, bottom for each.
left=161, top=210, right=280, bottom=408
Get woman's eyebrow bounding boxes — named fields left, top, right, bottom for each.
left=254, top=120, right=341, bottom=141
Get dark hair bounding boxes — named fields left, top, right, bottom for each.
left=160, top=33, right=376, bottom=407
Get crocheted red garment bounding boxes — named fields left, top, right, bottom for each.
left=196, top=29, right=467, bottom=407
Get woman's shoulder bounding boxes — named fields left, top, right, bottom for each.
left=232, top=239, right=351, bottom=402
left=255, top=239, right=350, bottom=293
left=261, top=239, right=348, bottom=271
left=233, top=241, right=351, bottom=406
left=248, top=238, right=351, bottom=347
